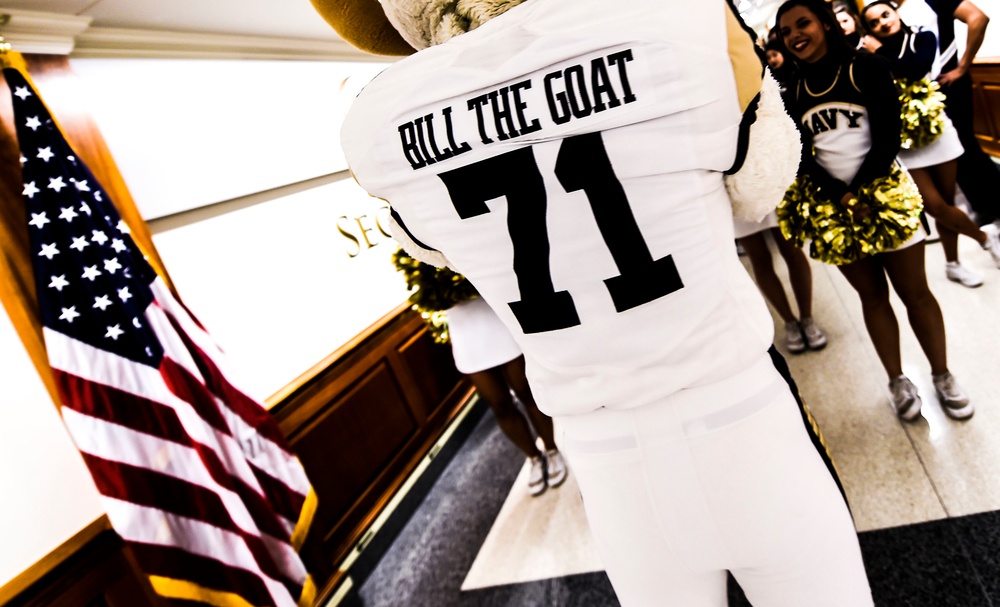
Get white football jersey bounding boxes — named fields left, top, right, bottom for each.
left=341, top=0, right=775, bottom=416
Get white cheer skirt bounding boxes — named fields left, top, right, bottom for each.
left=733, top=210, right=779, bottom=239
left=446, top=297, right=522, bottom=374
left=898, top=115, right=964, bottom=169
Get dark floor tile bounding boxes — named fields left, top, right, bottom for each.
left=859, top=519, right=990, bottom=607
left=457, top=572, right=620, bottom=607
left=356, top=411, right=526, bottom=607
left=949, top=509, right=1000, bottom=605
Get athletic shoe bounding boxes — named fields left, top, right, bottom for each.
left=889, top=375, right=922, bottom=422
left=545, top=449, right=568, bottom=489
left=785, top=321, right=805, bottom=353
left=932, top=372, right=974, bottom=420
left=527, top=455, right=547, bottom=496
left=983, top=223, right=1000, bottom=268
left=945, top=261, right=984, bottom=288
left=800, top=318, right=827, bottom=350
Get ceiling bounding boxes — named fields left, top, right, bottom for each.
left=0, top=0, right=788, bottom=60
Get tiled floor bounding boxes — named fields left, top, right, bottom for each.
left=347, top=235, right=1000, bottom=606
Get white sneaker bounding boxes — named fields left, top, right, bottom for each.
left=527, top=455, right=546, bottom=496
left=945, top=261, right=984, bottom=288
left=785, top=321, right=805, bottom=353
left=545, top=449, right=567, bottom=488
left=889, top=375, right=922, bottom=421
left=800, top=317, right=827, bottom=350
left=983, top=224, right=1000, bottom=268
left=932, top=372, right=973, bottom=420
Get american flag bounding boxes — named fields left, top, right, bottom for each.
left=6, top=66, right=316, bottom=607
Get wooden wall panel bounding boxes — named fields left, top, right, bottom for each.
left=274, top=308, right=473, bottom=585
left=971, top=62, right=1000, bottom=157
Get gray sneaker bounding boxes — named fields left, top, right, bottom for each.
left=982, top=224, right=1000, bottom=268
left=785, top=321, right=805, bottom=353
left=945, top=261, right=984, bottom=288
left=527, top=455, right=546, bottom=496
left=545, top=449, right=567, bottom=488
left=800, top=318, right=827, bottom=350
left=932, top=372, right=973, bottom=420
left=889, top=375, right=922, bottom=421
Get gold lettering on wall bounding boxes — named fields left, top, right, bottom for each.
left=337, top=205, right=393, bottom=258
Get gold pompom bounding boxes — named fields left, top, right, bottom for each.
left=391, top=248, right=478, bottom=343
left=898, top=78, right=947, bottom=150
left=777, top=165, right=924, bottom=265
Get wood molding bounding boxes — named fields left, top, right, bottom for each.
left=0, top=9, right=92, bottom=55
left=73, top=27, right=385, bottom=62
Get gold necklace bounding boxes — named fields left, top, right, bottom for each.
left=803, top=65, right=842, bottom=97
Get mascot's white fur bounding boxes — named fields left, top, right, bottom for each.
left=320, top=0, right=801, bottom=267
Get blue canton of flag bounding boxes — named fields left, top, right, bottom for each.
left=11, top=68, right=163, bottom=365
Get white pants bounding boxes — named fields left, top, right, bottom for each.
left=555, top=352, right=873, bottom=607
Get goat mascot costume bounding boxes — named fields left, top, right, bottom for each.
left=313, top=0, right=875, bottom=604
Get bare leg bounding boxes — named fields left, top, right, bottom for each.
left=501, top=355, right=557, bottom=451
left=467, top=365, right=542, bottom=458
left=738, top=231, right=797, bottom=323
left=937, top=223, right=960, bottom=263
left=910, top=164, right=987, bottom=261
left=838, top=256, right=903, bottom=379
left=882, top=242, right=949, bottom=375
left=770, top=227, right=813, bottom=320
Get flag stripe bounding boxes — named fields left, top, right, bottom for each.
left=153, top=283, right=293, bottom=450
left=248, top=464, right=307, bottom=526
left=83, top=454, right=307, bottom=598
left=130, top=543, right=274, bottom=605
left=103, top=497, right=298, bottom=606
left=60, top=402, right=294, bottom=544
left=45, top=329, right=255, bottom=484
left=155, top=294, right=310, bottom=491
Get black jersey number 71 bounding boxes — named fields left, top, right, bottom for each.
left=438, top=132, right=684, bottom=335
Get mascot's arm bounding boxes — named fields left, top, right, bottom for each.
left=387, top=207, right=455, bottom=270
left=722, top=0, right=801, bottom=223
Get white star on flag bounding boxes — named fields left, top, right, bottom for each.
left=94, top=191, right=103, bottom=201
left=132, top=317, right=142, bottom=328
left=111, top=238, right=127, bottom=253
left=80, top=202, right=92, bottom=216
left=59, top=306, right=80, bottom=323
left=104, top=257, right=123, bottom=274
left=25, top=116, right=41, bottom=131
left=59, top=206, right=78, bottom=222
left=105, top=324, right=125, bottom=340
left=37, top=147, right=54, bottom=162
left=74, top=180, right=91, bottom=192
left=118, top=286, right=132, bottom=302
left=39, top=243, right=59, bottom=259
left=19, top=155, right=26, bottom=165
left=13, top=86, right=31, bottom=100
left=70, top=236, right=89, bottom=251
left=28, top=212, right=49, bottom=229
left=49, top=176, right=67, bottom=192
left=67, top=155, right=76, bottom=163
left=23, top=181, right=39, bottom=198
left=81, top=265, right=102, bottom=281
left=48, top=275, right=69, bottom=291
left=91, top=230, right=108, bottom=245
left=93, top=295, right=113, bottom=311
left=116, top=220, right=130, bottom=234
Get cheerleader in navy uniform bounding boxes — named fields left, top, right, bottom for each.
left=862, top=0, right=1000, bottom=287
left=778, top=0, right=973, bottom=421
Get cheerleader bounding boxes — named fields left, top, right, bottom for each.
left=734, top=215, right=828, bottom=354
left=778, top=0, right=973, bottom=421
left=862, top=0, right=1000, bottom=288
